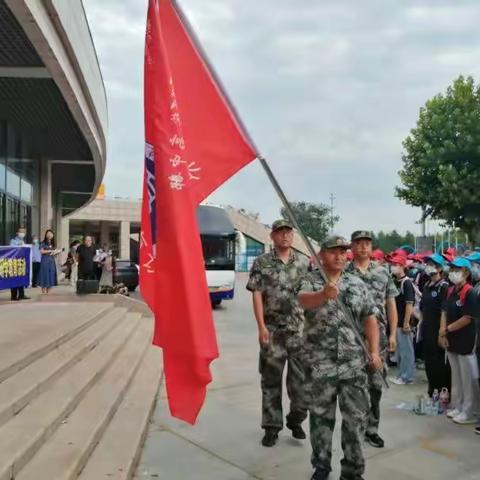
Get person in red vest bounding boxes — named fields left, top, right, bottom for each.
left=439, top=257, right=480, bottom=424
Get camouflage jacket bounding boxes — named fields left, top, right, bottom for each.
left=246, top=249, right=308, bottom=332
left=298, top=270, right=376, bottom=379
left=345, top=261, right=398, bottom=328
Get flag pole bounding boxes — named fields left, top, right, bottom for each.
left=172, top=0, right=388, bottom=389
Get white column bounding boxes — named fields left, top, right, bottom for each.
left=100, top=221, right=109, bottom=247
left=39, top=158, right=52, bottom=235
left=120, top=221, right=130, bottom=259
left=60, top=217, right=70, bottom=252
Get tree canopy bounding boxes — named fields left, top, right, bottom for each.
left=280, top=201, right=339, bottom=243
left=373, top=230, right=415, bottom=253
left=397, top=76, right=480, bottom=237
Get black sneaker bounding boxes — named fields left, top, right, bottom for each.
left=288, top=424, right=306, bottom=440
left=261, top=430, right=278, bottom=447
left=311, top=468, right=330, bottom=480
left=365, top=432, right=385, bottom=448
left=475, top=425, right=480, bottom=435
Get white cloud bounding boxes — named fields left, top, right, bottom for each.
left=83, top=0, right=480, bottom=235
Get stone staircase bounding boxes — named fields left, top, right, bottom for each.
left=0, top=302, right=162, bottom=480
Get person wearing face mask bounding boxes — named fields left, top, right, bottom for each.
left=439, top=258, right=480, bottom=425
left=9, top=227, right=30, bottom=301
left=388, top=254, right=416, bottom=385
left=31, top=235, right=42, bottom=288
left=468, top=253, right=480, bottom=435
left=413, top=256, right=430, bottom=293
left=466, top=253, right=480, bottom=287
left=420, top=254, right=450, bottom=397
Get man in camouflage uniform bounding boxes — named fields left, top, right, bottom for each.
left=346, top=231, right=398, bottom=448
left=247, top=219, right=309, bottom=447
left=297, top=236, right=381, bottom=480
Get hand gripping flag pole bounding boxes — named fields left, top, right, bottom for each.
left=257, top=158, right=389, bottom=389
left=173, top=0, right=389, bottom=390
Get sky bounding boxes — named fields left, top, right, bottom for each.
left=83, top=0, right=480, bottom=237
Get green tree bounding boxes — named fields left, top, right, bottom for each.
left=374, top=230, right=416, bottom=252
left=397, top=76, right=480, bottom=239
left=280, top=202, right=339, bottom=243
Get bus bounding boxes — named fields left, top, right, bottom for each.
left=197, top=205, right=236, bottom=307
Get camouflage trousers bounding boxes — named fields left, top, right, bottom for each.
left=366, top=329, right=388, bottom=435
left=259, top=329, right=307, bottom=431
left=309, top=372, right=369, bottom=478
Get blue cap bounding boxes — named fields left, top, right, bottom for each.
left=426, top=253, right=446, bottom=267
left=449, top=257, right=472, bottom=271
left=466, top=252, right=480, bottom=264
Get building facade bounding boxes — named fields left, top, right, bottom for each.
left=0, top=0, right=107, bottom=244
left=63, top=198, right=318, bottom=266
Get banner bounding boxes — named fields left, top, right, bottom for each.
left=0, top=246, right=31, bottom=290
left=140, top=0, right=257, bottom=424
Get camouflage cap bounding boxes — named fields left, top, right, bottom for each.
left=321, top=235, right=351, bottom=250
left=271, top=219, right=293, bottom=232
left=351, top=230, right=373, bottom=241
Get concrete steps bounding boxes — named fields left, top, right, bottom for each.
left=0, top=302, right=161, bottom=480
left=0, top=307, right=128, bottom=428
left=0, top=303, right=113, bottom=383
left=78, top=347, right=162, bottom=480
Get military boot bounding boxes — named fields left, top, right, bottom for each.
left=287, top=423, right=306, bottom=439
left=311, top=468, right=330, bottom=480
left=261, top=429, right=278, bottom=447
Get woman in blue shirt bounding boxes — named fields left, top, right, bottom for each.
left=38, top=229, right=58, bottom=294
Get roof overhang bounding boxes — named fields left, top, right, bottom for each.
left=1, top=0, right=107, bottom=215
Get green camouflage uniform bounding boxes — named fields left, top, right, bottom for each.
left=345, top=261, right=398, bottom=435
left=299, top=270, right=376, bottom=479
left=247, top=249, right=309, bottom=432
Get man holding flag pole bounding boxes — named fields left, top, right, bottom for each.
left=140, top=0, right=382, bottom=477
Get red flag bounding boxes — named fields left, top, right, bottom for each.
left=140, top=0, right=257, bottom=424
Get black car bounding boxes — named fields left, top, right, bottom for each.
left=114, top=259, right=139, bottom=291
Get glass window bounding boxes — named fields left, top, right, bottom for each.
left=20, top=204, right=30, bottom=234
left=0, top=193, right=4, bottom=244
left=6, top=197, right=19, bottom=241
left=20, top=179, right=32, bottom=203
left=0, top=162, right=5, bottom=191
left=202, top=235, right=236, bottom=270
left=6, top=168, right=20, bottom=198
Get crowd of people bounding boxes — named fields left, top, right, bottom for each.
left=9, top=227, right=61, bottom=299
left=8, top=227, right=120, bottom=298
left=368, top=245, right=480, bottom=427
left=247, top=221, right=480, bottom=480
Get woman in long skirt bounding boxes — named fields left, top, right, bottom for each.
left=39, top=229, right=58, bottom=294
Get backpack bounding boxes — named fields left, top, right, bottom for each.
left=400, top=277, right=423, bottom=321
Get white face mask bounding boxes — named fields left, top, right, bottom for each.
left=472, top=264, right=480, bottom=281
left=391, top=265, right=403, bottom=275
left=17, top=232, right=25, bottom=239
left=425, top=265, right=438, bottom=276
left=448, top=271, right=464, bottom=285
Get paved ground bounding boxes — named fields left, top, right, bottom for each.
left=3, top=276, right=478, bottom=479
left=134, top=273, right=480, bottom=479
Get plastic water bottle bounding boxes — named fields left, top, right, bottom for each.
left=439, top=388, right=450, bottom=414
left=432, top=389, right=440, bottom=415
left=425, top=397, right=433, bottom=416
